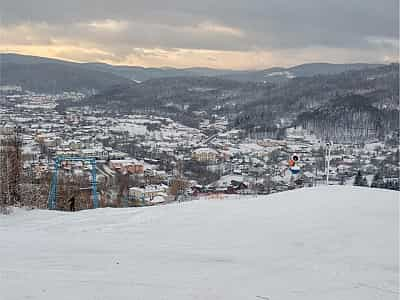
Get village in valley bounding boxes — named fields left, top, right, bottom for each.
left=1, top=84, right=398, bottom=210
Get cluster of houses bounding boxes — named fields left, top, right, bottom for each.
left=0, top=87, right=398, bottom=208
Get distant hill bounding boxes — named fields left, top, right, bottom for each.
left=289, top=62, right=385, bottom=76
left=0, top=53, right=386, bottom=93
left=234, top=63, right=399, bottom=141
left=84, top=61, right=384, bottom=83
left=83, top=63, right=232, bottom=82
left=221, top=63, right=384, bottom=82
left=0, top=54, right=134, bottom=93
left=60, top=63, right=398, bottom=141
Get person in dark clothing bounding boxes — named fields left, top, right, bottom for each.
left=68, top=196, right=75, bottom=212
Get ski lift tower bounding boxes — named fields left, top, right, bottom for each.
left=48, top=157, right=98, bottom=210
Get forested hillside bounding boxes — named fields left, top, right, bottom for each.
left=58, top=63, right=399, bottom=142
left=297, top=95, right=399, bottom=142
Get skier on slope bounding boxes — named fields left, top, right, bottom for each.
left=68, top=196, right=75, bottom=212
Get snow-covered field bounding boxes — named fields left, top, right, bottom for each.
left=1, top=187, right=398, bottom=300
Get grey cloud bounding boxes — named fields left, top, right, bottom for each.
left=0, top=0, right=398, bottom=62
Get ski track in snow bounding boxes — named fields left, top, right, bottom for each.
left=0, top=186, right=398, bottom=300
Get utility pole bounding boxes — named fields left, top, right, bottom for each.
left=325, top=141, right=333, bottom=185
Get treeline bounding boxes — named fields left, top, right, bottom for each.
left=298, top=95, right=399, bottom=142
left=354, top=170, right=399, bottom=191
left=233, top=64, right=399, bottom=135
left=0, top=130, right=51, bottom=213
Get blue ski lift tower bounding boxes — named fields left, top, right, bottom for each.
left=48, top=157, right=98, bottom=210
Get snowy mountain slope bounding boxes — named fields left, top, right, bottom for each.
left=0, top=187, right=398, bottom=300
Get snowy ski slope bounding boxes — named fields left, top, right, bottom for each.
left=0, top=186, right=398, bottom=300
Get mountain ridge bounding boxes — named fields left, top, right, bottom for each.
left=0, top=53, right=386, bottom=91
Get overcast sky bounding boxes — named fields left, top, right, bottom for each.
left=0, top=0, right=398, bottom=69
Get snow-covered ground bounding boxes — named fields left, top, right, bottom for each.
left=1, top=187, right=398, bottom=300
